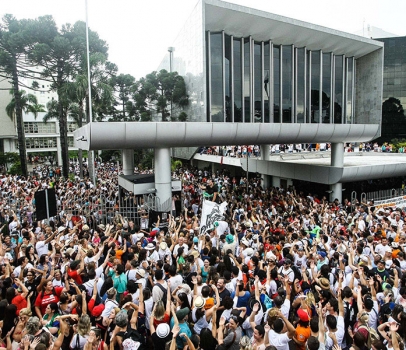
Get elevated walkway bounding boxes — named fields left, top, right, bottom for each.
left=193, top=152, right=406, bottom=185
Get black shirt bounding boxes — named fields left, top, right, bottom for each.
left=151, top=332, right=173, bottom=350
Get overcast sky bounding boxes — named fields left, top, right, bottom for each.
left=2, top=0, right=405, bottom=79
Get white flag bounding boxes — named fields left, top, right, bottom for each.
left=200, top=199, right=227, bottom=235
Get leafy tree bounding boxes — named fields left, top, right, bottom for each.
left=6, top=89, right=45, bottom=120
left=111, top=73, right=135, bottom=121
left=0, top=15, right=55, bottom=176
left=133, top=69, right=189, bottom=122
left=380, top=97, right=406, bottom=142
left=178, top=111, right=188, bottom=122
left=29, top=20, right=109, bottom=177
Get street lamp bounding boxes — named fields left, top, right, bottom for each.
left=168, top=47, right=175, bottom=120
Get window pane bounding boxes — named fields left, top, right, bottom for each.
left=233, top=38, right=242, bottom=122
left=282, top=45, right=292, bottom=123
left=244, top=38, right=251, bottom=123
left=225, top=34, right=232, bottom=122
left=264, top=42, right=270, bottom=123
left=296, top=48, right=305, bottom=123
left=254, top=43, right=262, bottom=122
left=322, top=53, right=331, bottom=123
left=273, top=46, right=280, bottom=123
left=334, top=55, right=343, bottom=124
left=346, top=58, right=353, bottom=124
left=210, top=33, right=223, bottom=122
left=311, top=51, right=320, bottom=123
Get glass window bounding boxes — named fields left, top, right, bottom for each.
left=25, top=137, right=57, bottom=149
left=273, top=45, right=280, bottom=123
left=334, top=55, right=344, bottom=124
left=67, top=122, right=78, bottom=132
left=210, top=33, right=224, bottom=122
left=346, top=58, right=354, bottom=124
left=244, top=38, right=251, bottom=123
left=264, top=42, right=270, bottom=123
left=254, top=42, right=262, bottom=122
left=296, top=48, right=305, bottom=123
left=233, top=38, right=242, bottom=122
left=24, top=122, right=56, bottom=134
left=322, top=53, right=331, bottom=123
left=311, top=51, right=320, bottom=123
left=225, top=34, right=232, bottom=122
left=282, top=45, right=292, bottom=123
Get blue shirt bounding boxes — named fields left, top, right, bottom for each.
left=170, top=317, right=192, bottom=349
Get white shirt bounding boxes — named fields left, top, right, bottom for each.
left=268, top=330, right=290, bottom=350
left=367, top=301, right=379, bottom=328
left=326, top=316, right=345, bottom=348
left=35, top=241, right=49, bottom=257
left=375, top=244, right=391, bottom=256
left=173, top=243, right=188, bottom=258
left=280, top=299, right=290, bottom=319
left=168, top=275, right=183, bottom=292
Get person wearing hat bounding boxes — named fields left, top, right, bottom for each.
left=222, top=231, right=237, bottom=256
left=316, top=251, right=329, bottom=271
left=170, top=306, right=192, bottom=349
left=158, top=241, right=173, bottom=265
left=150, top=302, right=176, bottom=350
left=145, top=242, right=159, bottom=262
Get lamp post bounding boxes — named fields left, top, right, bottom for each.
left=85, top=0, right=96, bottom=185
left=168, top=47, right=175, bottom=120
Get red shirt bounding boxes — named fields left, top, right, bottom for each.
left=35, top=287, right=63, bottom=315
left=12, top=294, right=27, bottom=315
left=68, top=269, right=83, bottom=284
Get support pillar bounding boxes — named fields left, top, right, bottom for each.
left=330, top=182, right=342, bottom=203
left=122, top=149, right=134, bottom=176
left=331, top=142, right=344, bottom=167
left=262, top=175, right=271, bottom=189
left=260, top=144, right=270, bottom=161
left=330, top=142, right=344, bottom=203
left=154, top=148, right=172, bottom=212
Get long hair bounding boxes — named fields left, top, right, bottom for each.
left=77, top=314, right=91, bottom=337
left=2, top=304, right=17, bottom=338
left=154, top=300, right=165, bottom=320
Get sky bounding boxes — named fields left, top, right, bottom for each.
left=2, top=0, right=405, bottom=80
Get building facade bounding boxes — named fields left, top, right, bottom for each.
left=376, top=36, right=406, bottom=141
left=159, top=0, right=383, bottom=131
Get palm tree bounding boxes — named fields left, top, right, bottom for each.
left=6, top=90, right=45, bottom=175
left=6, top=89, right=46, bottom=121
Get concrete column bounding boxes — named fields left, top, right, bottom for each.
left=211, top=162, right=215, bottom=175
left=122, top=149, right=134, bottom=176
left=56, top=136, right=62, bottom=166
left=262, top=175, right=271, bottom=189
left=330, top=142, right=344, bottom=203
left=331, top=142, right=344, bottom=167
left=260, top=144, right=270, bottom=161
left=330, top=182, right=342, bottom=203
left=154, top=147, right=172, bottom=212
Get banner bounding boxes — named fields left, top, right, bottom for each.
left=374, top=195, right=406, bottom=209
left=200, top=199, right=228, bottom=235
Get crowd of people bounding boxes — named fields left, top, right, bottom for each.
left=198, top=142, right=401, bottom=158
left=0, top=164, right=405, bottom=350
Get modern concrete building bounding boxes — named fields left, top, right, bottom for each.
left=0, top=68, right=79, bottom=165
left=74, top=0, right=389, bottom=210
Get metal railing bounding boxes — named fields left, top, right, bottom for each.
left=363, top=188, right=404, bottom=202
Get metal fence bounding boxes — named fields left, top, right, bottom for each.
left=363, top=188, right=404, bottom=202
left=1, top=191, right=160, bottom=229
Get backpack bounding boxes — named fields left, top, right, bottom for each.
left=358, top=325, right=379, bottom=349
left=155, top=282, right=168, bottom=308
left=70, top=334, right=81, bottom=350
